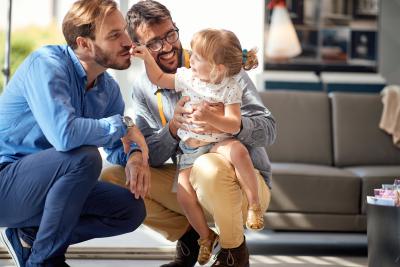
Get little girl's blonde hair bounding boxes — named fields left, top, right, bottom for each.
left=190, top=28, right=258, bottom=83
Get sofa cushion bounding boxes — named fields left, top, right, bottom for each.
left=345, top=166, right=400, bottom=214
left=260, top=90, right=332, bottom=165
left=330, top=92, right=400, bottom=167
left=264, top=212, right=366, bottom=231
left=270, top=163, right=360, bottom=214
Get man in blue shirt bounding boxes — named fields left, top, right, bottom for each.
left=0, top=1, right=150, bottom=266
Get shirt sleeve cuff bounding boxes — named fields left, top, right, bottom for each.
left=102, top=114, right=127, bottom=136
left=97, top=114, right=127, bottom=147
left=235, top=116, right=253, bottom=143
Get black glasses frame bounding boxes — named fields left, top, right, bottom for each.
left=138, top=28, right=180, bottom=52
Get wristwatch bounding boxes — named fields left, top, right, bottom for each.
left=122, top=116, right=135, bottom=129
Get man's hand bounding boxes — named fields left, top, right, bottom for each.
left=188, top=101, right=225, bottom=134
left=122, top=125, right=149, bottom=166
left=169, top=96, right=192, bottom=137
left=125, top=151, right=151, bottom=199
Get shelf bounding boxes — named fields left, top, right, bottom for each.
left=264, top=62, right=377, bottom=73
left=258, top=70, right=322, bottom=91
left=320, top=72, right=386, bottom=92
left=257, top=70, right=386, bottom=93
left=264, top=0, right=379, bottom=72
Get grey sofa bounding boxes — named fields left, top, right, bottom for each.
left=259, top=90, right=400, bottom=232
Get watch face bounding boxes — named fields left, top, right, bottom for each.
left=124, top=116, right=134, bottom=127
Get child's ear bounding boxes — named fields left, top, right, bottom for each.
left=216, top=64, right=227, bottom=76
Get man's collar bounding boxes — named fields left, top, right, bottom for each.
left=67, top=46, right=87, bottom=81
left=67, top=46, right=107, bottom=92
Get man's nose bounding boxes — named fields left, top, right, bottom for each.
left=162, top=40, right=173, bottom=52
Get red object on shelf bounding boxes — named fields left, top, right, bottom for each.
left=267, top=0, right=286, bottom=10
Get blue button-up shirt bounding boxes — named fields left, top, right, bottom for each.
left=0, top=45, right=135, bottom=166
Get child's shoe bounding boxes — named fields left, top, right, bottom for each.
left=246, top=204, right=264, bottom=231
left=197, top=230, right=219, bottom=265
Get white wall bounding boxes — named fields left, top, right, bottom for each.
left=0, top=0, right=54, bottom=29
left=379, top=0, right=400, bottom=85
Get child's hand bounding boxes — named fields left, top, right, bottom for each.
left=130, top=45, right=151, bottom=61
left=187, top=101, right=226, bottom=134
left=190, top=101, right=214, bottom=122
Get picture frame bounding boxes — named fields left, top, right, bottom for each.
left=353, top=0, right=379, bottom=19
left=350, top=30, right=377, bottom=61
left=320, top=28, right=350, bottom=62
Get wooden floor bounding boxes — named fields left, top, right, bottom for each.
left=0, top=256, right=368, bottom=267
left=0, top=226, right=368, bottom=267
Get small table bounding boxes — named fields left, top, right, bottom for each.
left=367, top=203, right=400, bottom=267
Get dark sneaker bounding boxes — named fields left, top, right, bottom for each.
left=211, top=238, right=249, bottom=267
left=1, top=228, right=31, bottom=267
left=160, top=228, right=200, bottom=267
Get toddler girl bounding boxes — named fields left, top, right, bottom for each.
left=132, top=28, right=263, bottom=265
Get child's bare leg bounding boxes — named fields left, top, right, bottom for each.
left=211, top=139, right=260, bottom=206
left=177, top=168, right=211, bottom=239
left=211, top=139, right=264, bottom=230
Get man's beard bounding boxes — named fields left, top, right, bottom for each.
left=156, top=47, right=182, bottom=74
left=93, top=44, right=131, bottom=70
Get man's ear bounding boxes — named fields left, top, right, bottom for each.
left=76, top=36, right=92, bottom=51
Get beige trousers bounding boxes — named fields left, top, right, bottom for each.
left=100, top=153, right=271, bottom=248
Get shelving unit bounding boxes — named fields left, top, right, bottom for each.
left=264, top=0, right=379, bottom=73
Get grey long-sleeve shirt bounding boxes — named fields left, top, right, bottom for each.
left=131, top=69, right=276, bottom=188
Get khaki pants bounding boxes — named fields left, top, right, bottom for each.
left=100, top=153, right=271, bottom=248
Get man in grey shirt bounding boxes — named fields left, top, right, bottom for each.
left=101, top=1, right=276, bottom=266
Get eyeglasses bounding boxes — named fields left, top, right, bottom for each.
left=140, top=28, right=179, bottom=52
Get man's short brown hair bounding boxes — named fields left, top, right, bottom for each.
left=126, top=0, right=172, bottom=43
left=62, top=0, right=117, bottom=49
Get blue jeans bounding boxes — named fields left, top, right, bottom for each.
left=0, top=146, right=145, bottom=267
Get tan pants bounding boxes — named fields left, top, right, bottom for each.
left=100, top=153, right=271, bottom=248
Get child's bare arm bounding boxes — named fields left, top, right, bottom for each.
left=131, top=45, right=175, bottom=89
left=191, top=102, right=241, bottom=134
left=210, top=103, right=241, bottom=133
